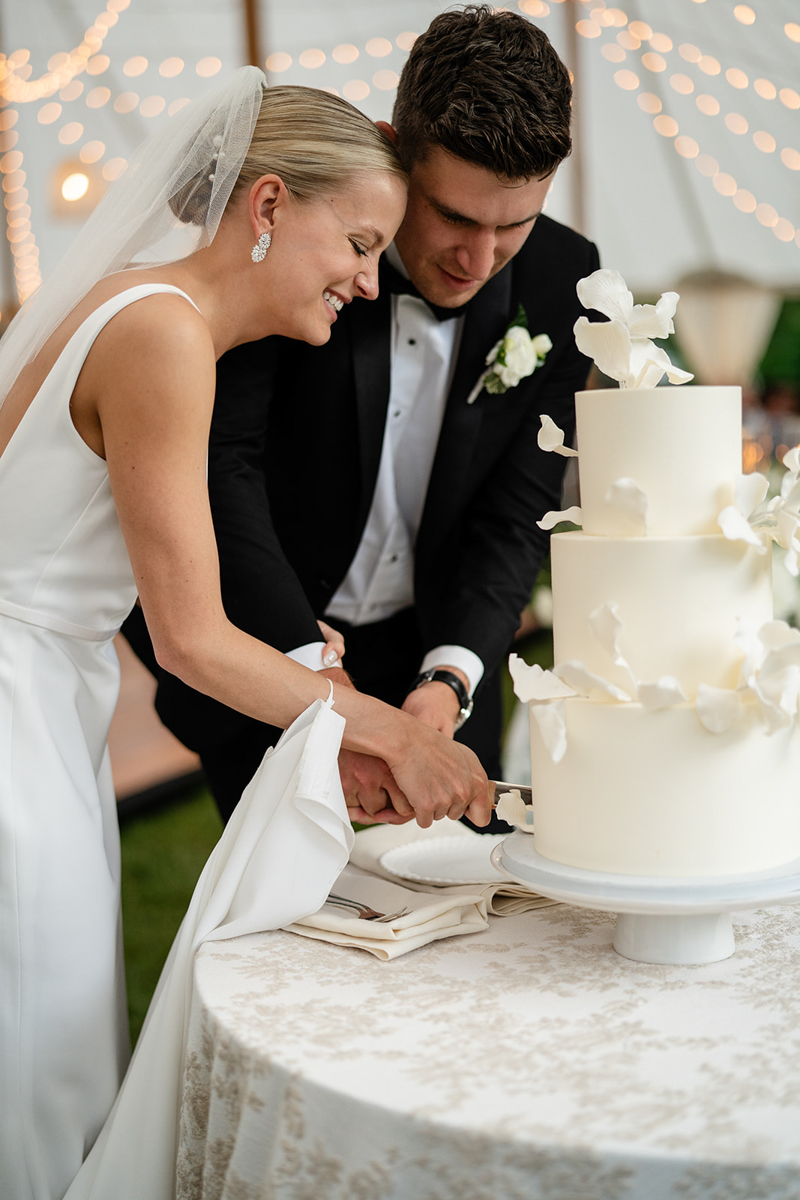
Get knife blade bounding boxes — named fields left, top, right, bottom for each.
left=489, top=780, right=533, bottom=808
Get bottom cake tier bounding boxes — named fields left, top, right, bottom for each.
left=529, top=696, right=800, bottom=878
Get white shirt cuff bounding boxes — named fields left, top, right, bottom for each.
left=419, top=646, right=484, bottom=696
left=285, top=641, right=342, bottom=671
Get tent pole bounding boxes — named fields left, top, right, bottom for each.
left=242, top=0, right=263, bottom=68
left=564, top=0, right=586, bottom=235
left=0, top=0, right=19, bottom=331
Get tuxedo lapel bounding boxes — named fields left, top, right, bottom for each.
left=350, top=288, right=392, bottom=531
left=418, top=264, right=513, bottom=548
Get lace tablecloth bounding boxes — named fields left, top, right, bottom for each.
left=176, top=904, right=800, bottom=1200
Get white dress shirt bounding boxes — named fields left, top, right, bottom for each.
left=296, top=245, right=484, bottom=695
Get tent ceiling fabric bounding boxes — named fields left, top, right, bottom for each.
left=2, top=0, right=799, bottom=299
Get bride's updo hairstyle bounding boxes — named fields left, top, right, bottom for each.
left=170, top=85, right=405, bottom=227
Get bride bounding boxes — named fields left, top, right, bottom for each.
left=0, top=68, right=490, bottom=1200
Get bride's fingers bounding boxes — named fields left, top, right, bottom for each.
left=317, top=620, right=345, bottom=666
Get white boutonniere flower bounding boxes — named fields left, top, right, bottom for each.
left=467, top=305, right=551, bottom=404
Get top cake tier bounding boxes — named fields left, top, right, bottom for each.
left=576, top=385, right=742, bottom=536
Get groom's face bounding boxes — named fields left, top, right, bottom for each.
left=393, top=145, right=554, bottom=311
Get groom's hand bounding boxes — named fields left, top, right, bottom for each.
left=320, top=667, right=414, bottom=825
left=400, top=665, right=469, bottom=738
left=338, top=749, right=415, bottom=826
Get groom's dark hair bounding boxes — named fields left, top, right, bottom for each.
left=393, top=5, right=572, bottom=180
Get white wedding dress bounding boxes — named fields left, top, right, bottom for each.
left=0, top=284, right=354, bottom=1200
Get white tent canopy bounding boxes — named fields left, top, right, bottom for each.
left=2, top=0, right=800, bottom=309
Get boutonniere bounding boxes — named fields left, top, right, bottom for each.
left=467, top=305, right=552, bottom=404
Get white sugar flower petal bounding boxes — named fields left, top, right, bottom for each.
left=604, top=477, right=648, bottom=534
left=758, top=619, right=800, bottom=652
left=589, top=601, right=638, bottom=691
left=735, top=617, right=765, bottom=686
left=696, top=683, right=743, bottom=733
left=531, top=698, right=569, bottom=763
left=782, top=445, right=800, bottom=476
left=627, top=339, right=669, bottom=389
left=780, top=475, right=800, bottom=510
left=538, top=414, right=579, bottom=457
left=537, top=505, right=583, bottom=530
left=576, top=268, right=633, bottom=323
left=554, top=660, right=632, bottom=702
left=776, top=509, right=800, bottom=553
left=718, top=504, right=767, bottom=550
left=751, top=664, right=800, bottom=732
left=573, top=316, right=633, bottom=385
left=734, top=472, right=770, bottom=519
left=508, top=654, right=577, bottom=703
left=588, top=601, right=625, bottom=665
left=637, top=676, right=687, bottom=710
left=495, top=789, right=534, bottom=832
left=665, top=362, right=694, bottom=385
left=786, top=543, right=800, bottom=578
left=627, top=292, right=679, bottom=339
left=628, top=340, right=692, bottom=388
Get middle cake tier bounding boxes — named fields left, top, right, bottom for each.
left=551, top=531, right=773, bottom=698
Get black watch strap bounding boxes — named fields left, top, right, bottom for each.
left=409, top=668, right=474, bottom=730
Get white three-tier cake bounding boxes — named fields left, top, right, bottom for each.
left=509, top=270, right=800, bottom=880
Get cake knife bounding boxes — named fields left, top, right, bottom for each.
left=490, top=781, right=533, bottom=808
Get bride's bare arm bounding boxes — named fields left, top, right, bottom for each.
left=77, top=294, right=490, bottom=827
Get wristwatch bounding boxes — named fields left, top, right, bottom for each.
left=409, top=668, right=474, bottom=730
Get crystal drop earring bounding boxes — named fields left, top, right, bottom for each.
left=251, top=230, right=271, bottom=263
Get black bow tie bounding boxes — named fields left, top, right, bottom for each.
left=380, top=259, right=468, bottom=322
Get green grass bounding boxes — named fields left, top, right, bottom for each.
left=120, top=786, right=222, bottom=1045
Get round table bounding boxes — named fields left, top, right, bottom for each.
left=176, top=904, right=800, bottom=1200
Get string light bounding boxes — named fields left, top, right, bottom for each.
left=572, top=7, right=800, bottom=254
left=123, top=56, right=147, bottom=78
left=332, top=45, right=359, bottom=65
left=343, top=80, right=370, bottom=102
left=298, top=50, right=326, bottom=69
left=1, top=0, right=134, bottom=303
left=373, top=70, right=399, bottom=91
left=265, top=53, right=291, bottom=73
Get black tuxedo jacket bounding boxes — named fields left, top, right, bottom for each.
left=152, top=215, right=598, bottom=750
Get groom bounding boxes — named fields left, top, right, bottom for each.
left=127, top=5, right=599, bottom=823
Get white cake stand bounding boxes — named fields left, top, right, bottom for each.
left=491, top=833, right=800, bottom=965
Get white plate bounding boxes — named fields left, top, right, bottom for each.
left=380, top=835, right=509, bottom=885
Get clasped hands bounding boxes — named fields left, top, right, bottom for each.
left=316, top=624, right=489, bottom=829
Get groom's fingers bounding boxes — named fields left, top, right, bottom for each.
left=347, top=805, right=416, bottom=825
left=338, top=748, right=414, bottom=817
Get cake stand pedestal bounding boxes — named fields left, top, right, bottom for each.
left=491, top=833, right=800, bottom=965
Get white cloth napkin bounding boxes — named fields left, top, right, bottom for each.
left=65, top=697, right=353, bottom=1200
left=349, top=821, right=557, bottom=916
left=285, top=862, right=488, bottom=959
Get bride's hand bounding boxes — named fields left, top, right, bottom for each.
left=317, top=620, right=345, bottom=668
left=386, top=722, right=492, bottom=829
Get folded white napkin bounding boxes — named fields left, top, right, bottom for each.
left=349, top=821, right=557, bottom=916
left=286, top=861, right=488, bottom=959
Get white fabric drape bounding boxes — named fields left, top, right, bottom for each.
left=64, top=695, right=353, bottom=1200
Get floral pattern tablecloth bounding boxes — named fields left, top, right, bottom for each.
left=176, top=903, right=800, bottom=1200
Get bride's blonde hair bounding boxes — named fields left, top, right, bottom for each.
left=172, top=85, right=405, bottom=224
